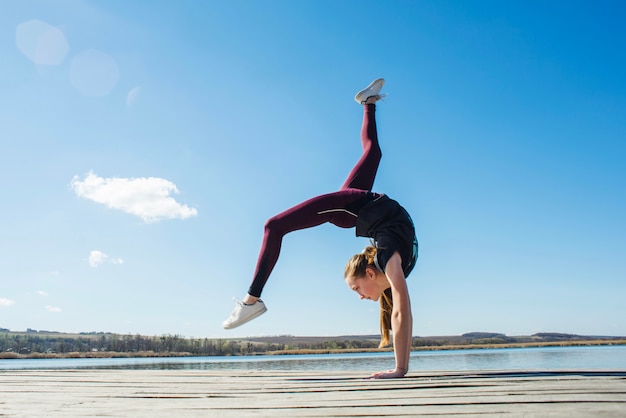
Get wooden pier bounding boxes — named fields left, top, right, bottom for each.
left=1, top=369, right=625, bottom=416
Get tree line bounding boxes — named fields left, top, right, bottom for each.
left=0, top=331, right=381, bottom=358
left=3, top=330, right=623, bottom=358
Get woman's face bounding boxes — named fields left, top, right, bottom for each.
left=345, top=268, right=381, bottom=302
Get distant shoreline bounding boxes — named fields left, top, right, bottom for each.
left=267, top=339, right=626, bottom=356
left=2, top=339, right=625, bottom=360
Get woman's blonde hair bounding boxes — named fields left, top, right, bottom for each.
left=344, top=245, right=393, bottom=348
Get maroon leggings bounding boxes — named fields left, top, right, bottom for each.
left=248, top=104, right=381, bottom=297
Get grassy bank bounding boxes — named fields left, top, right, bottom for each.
left=0, top=350, right=194, bottom=360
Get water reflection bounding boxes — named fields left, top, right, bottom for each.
left=101, top=354, right=399, bottom=372
left=2, top=346, right=625, bottom=371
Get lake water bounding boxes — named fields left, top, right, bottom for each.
left=1, top=346, right=625, bottom=372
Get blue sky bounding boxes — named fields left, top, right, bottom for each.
left=1, top=0, right=624, bottom=339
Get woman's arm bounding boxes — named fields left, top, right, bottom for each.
left=370, top=251, right=413, bottom=379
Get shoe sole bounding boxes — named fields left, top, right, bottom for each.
left=223, top=305, right=268, bottom=329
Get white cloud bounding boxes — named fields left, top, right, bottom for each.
left=89, top=250, right=107, bottom=267
left=37, top=290, right=48, bottom=297
left=45, top=305, right=62, bottom=313
left=71, top=171, right=198, bottom=223
left=0, top=298, right=16, bottom=307
left=89, top=250, right=124, bottom=268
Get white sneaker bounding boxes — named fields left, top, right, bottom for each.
left=354, top=78, right=386, bottom=104
left=223, top=298, right=267, bottom=329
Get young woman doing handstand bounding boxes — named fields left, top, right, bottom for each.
left=223, top=78, right=418, bottom=378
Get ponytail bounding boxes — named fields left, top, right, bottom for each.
left=379, top=287, right=393, bottom=348
left=345, top=245, right=393, bottom=349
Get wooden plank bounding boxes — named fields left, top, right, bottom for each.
left=1, top=369, right=625, bottom=417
